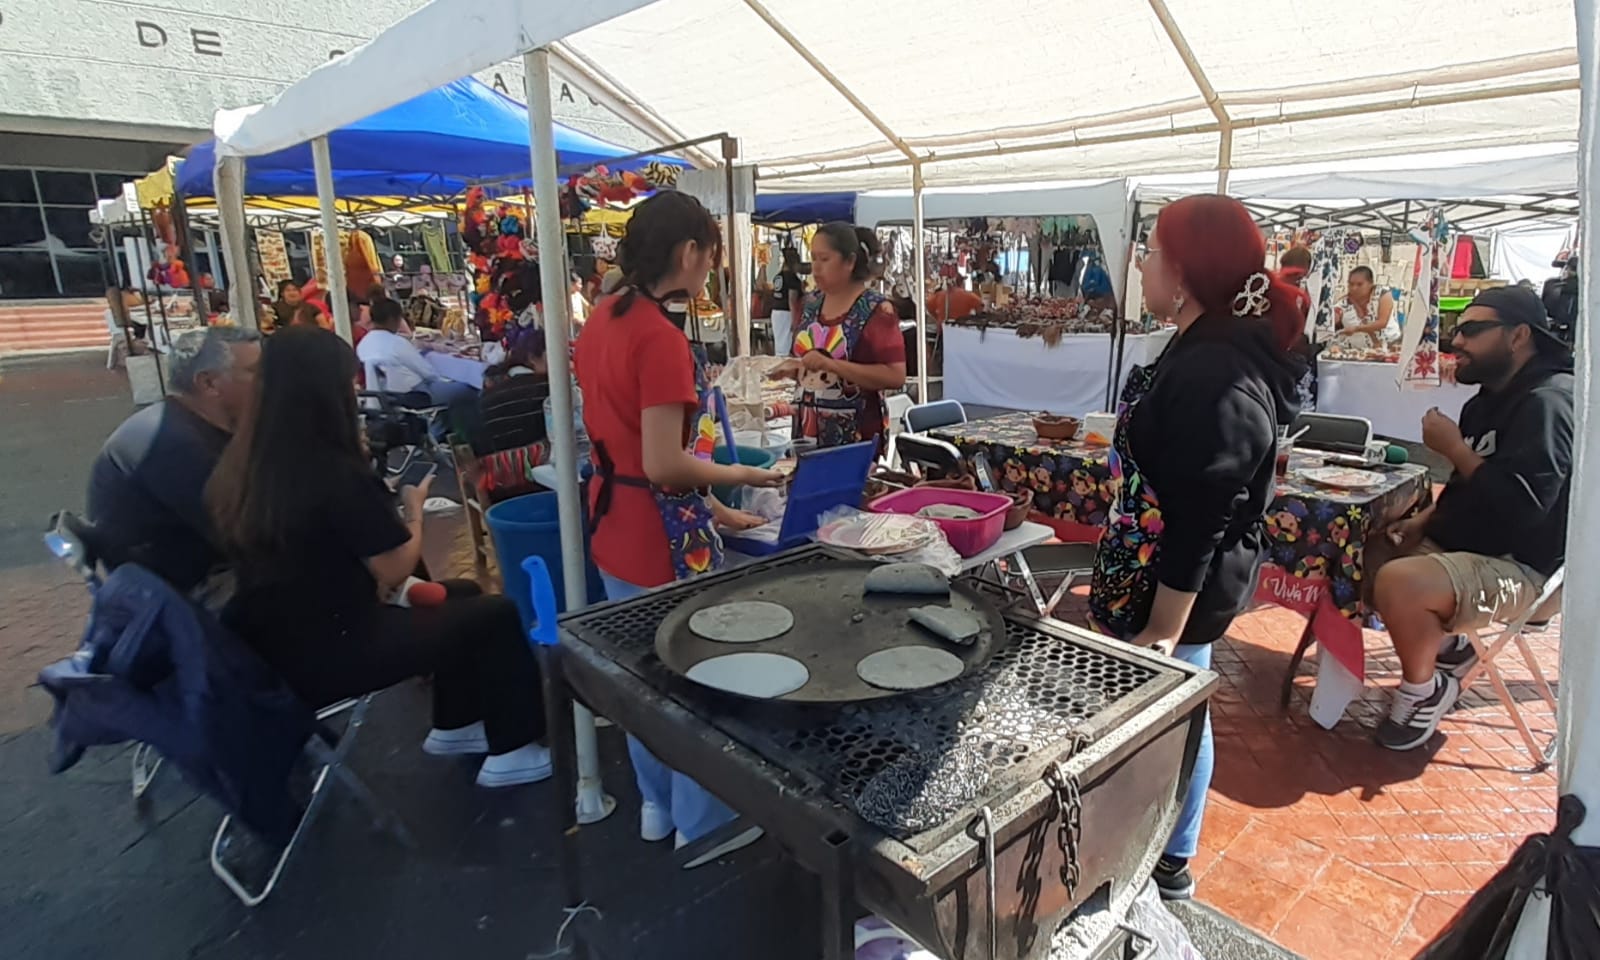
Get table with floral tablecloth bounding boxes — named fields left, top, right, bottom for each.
left=933, top=412, right=1432, bottom=677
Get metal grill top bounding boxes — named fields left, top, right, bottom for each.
left=561, top=546, right=1185, bottom=851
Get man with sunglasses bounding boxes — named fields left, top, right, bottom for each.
left=1369, top=285, right=1573, bottom=751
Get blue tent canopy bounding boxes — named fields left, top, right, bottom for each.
left=177, top=77, right=685, bottom=199
left=753, top=192, right=856, bottom=225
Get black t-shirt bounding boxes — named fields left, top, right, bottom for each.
left=772, top=270, right=803, bottom=312
left=86, top=399, right=231, bottom=591
left=224, top=463, right=410, bottom=653
left=472, top=371, right=550, bottom=456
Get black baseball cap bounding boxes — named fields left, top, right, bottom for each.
left=1464, top=286, right=1566, bottom=349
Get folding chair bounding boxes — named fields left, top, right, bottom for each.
left=360, top=380, right=454, bottom=480
left=1457, top=566, right=1563, bottom=768
left=905, top=398, right=967, bottom=434
left=1021, top=542, right=1099, bottom=619
left=210, top=694, right=410, bottom=907
left=894, top=434, right=968, bottom=482
left=43, top=513, right=411, bottom=907
left=43, top=512, right=164, bottom=800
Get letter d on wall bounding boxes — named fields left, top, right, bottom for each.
left=136, top=20, right=168, bottom=48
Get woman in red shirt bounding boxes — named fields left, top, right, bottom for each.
left=785, top=223, right=906, bottom=449
left=574, top=191, right=781, bottom=853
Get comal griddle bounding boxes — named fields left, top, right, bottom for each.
left=654, top=561, right=1006, bottom=703
left=546, top=545, right=1216, bottom=960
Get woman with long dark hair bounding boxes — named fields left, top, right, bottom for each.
left=575, top=190, right=781, bottom=855
left=208, top=326, right=550, bottom=788
left=1088, top=195, right=1301, bottom=901
left=786, top=223, right=906, bottom=449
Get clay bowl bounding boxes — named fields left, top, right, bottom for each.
left=1033, top=414, right=1080, bottom=442
left=1003, top=489, right=1034, bottom=530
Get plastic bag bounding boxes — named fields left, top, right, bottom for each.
left=814, top=506, right=962, bottom=577
left=1416, top=794, right=1600, bottom=960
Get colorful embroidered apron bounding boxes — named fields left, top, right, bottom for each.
left=1087, top=361, right=1166, bottom=640
left=790, top=290, right=887, bottom=448
left=589, top=295, right=726, bottom=582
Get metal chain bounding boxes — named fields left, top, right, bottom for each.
left=1045, top=737, right=1088, bottom=896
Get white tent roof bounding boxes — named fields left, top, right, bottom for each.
left=1133, top=143, right=1578, bottom=203
left=216, top=0, right=1578, bottom=192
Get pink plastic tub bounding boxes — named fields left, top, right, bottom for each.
left=867, top=487, right=1012, bottom=557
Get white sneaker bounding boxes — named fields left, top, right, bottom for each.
left=474, top=743, right=553, bottom=787
left=640, top=801, right=673, bottom=842
left=678, top=826, right=764, bottom=869
left=423, top=721, right=489, bottom=756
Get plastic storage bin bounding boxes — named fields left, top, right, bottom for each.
left=710, top=445, right=778, bottom=507
left=867, top=487, right=1012, bottom=557
left=485, top=491, right=603, bottom=632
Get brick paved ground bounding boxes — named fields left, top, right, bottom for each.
left=1051, top=593, right=1558, bottom=959
left=0, top=354, right=131, bottom=734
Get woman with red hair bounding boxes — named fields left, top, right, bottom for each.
left=1088, top=194, right=1302, bottom=901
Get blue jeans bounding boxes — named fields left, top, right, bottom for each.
left=1165, top=642, right=1214, bottom=860
left=600, top=570, right=738, bottom=842
left=422, top=379, right=477, bottom=441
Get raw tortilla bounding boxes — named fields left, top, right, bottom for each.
left=863, top=563, right=950, bottom=597
left=685, top=652, right=810, bottom=699
left=907, top=606, right=984, bottom=645
left=688, top=601, right=794, bottom=644
left=915, top=504, right=981, bottom=520
left=856, top=646, right=966, bottom=691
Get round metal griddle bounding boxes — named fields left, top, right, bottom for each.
left=654, top=561, right=1006, bottom=704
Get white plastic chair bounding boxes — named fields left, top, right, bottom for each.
left=883, top=393, right=915, bottom=467
left=1458, top=566, right=1563, bottom=768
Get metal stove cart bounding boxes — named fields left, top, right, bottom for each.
left=535, top=544, right=1215, bottom=960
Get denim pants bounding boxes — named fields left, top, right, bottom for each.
left=600, top=570, right=738, bottom=842
left=1165, top=642, right=1214, bottom=860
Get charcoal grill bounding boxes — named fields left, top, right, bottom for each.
left=545, top=545, right=1215, bottom=960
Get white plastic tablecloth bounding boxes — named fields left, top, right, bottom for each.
left=943, top=327, right=1174, bottom=415
left=424, top=351, right=487, bottom=389
left=1316, top=359, right=1476, bottom=443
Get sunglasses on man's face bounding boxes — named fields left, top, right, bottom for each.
left=1453, top=319, right=1509, bottom=339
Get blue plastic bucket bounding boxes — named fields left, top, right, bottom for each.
left=710, top=445, right=778, bottom=507
left=485, top=491, right=602, bottom=632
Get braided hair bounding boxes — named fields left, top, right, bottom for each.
left=613, top=191, right=721, bottom=314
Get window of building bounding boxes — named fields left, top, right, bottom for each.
left=0, top=167, right=140, bottom=298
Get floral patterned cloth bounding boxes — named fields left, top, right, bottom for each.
left=934, top=412, right=1432, bottom=632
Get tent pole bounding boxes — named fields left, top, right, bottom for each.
left=1506, top=0, right=1599, bottom=952
left=912, top=162, right=929, bottom=401
left=215, top=156, right=256, bottom=331
left=1216, top=123, right=1234, bottom=194
left=525, top=46, right=614, bottom=827
left=312, top=137, right=352, bottom=343
left=722, top=136, right=749, bottom=356
left=205, top=229, right=223, bottom=290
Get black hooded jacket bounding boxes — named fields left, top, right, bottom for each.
left=1426, top=353, right=1573, bottom=576
left=1127, top=313, right=1302, bottom=644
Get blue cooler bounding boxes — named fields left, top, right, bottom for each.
left=485, top=491, right=603, bottom=632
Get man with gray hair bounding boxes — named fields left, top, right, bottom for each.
left=87, top=327, right=261, bottom=591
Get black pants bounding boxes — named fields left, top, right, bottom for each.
left=265, top=580, right=544, bottom=755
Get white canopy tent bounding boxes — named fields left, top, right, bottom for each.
left=208, top=4, right=1588, bottom=938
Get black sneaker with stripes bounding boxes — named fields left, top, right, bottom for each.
left=1435, top=633, right=1479, bottom=680
left=1375, top=672, right=1461, bottom=751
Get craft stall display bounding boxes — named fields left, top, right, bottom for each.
left=1290, top=214, right=1479, bottom=442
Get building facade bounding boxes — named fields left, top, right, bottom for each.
left=0, top=0, right=649, bottom=299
